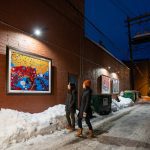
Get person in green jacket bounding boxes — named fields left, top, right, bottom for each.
left=65, top=82, right=77, bottom=131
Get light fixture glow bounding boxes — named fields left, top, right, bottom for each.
left=34, top=29, right=41, bottom=36
left=110, top=72, right=118, bottom=79
left=98, top=68, right=109, bottom=76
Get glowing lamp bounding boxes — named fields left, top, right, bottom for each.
left=34, top=29, right=41, bottom=36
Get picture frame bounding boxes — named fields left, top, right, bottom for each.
left=7, top=46, right=52, bottom=94
left=112, top=78, right=119, bottom=94
left=100, top=75, right=111, bottom=94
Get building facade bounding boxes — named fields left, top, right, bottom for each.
left=0, top=0, right=130, bottom=113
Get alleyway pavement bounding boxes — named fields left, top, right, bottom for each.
left=7, top=103, right=150, bottom=150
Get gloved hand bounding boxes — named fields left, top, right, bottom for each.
left=83, top=112, right=87, bottom=118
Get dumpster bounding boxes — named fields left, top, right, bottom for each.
left=91, top=94, right=112, bottom=115
left=124, top=90, right=139, bottom=102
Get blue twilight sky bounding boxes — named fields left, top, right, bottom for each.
left=85, top=0, right=150, bottom=61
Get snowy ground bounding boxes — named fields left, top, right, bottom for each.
left=0, top=96, right=135, bottom=150
left=6, top=103, right=150, bottom=150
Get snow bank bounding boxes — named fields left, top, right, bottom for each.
left=111, top=96, right=134, bottom=112
left=0, top=104, right=66, bottom=149
left=0, top=97, right=135, bottom=149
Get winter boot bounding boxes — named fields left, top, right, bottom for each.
left=68, top=126, right=75, bottom=132
left=71, top=126, right=76, bottom=131
left=66, top=125, right=72, bottom=130
left=87, top=129, right=94, bottom=138
left=75, top=128, right=83, bottom=137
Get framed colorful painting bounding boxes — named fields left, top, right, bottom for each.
left=7, top=46, right=52, bottom=94
left=112, top=78, right=119, bottom=94
left=100, top=75, right=111, bottom=94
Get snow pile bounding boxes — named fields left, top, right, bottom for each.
left=0, top=104, right=66, bottom=149
left=112, top=96, right=134, bottom=112
left=111, top=100, right=120, bottom=112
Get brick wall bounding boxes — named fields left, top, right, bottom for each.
left=134, top=60, right=150, bottom=96
left=0, top=0, right=130, bottom=113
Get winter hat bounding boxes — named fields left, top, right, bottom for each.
left=83, top=80, right=91, bottom=87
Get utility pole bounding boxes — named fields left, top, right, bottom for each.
left=125, top=13, right=150, bottom=91
left=148, top=60, right=150, bottom=96
left=127, top=17, right=134, bottom=90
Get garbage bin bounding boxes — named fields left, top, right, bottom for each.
left=91, top=95, right=100, bottom=113
left=91, top=94, right=112, bottom=115
left=124, top=90, right=139, bottom=102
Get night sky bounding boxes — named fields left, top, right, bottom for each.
left=85, top=0, right=150, bottom=61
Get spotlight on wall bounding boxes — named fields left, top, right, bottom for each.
left=108, top=66, right=111, bottom=70
left=34, top=28, right=42, bottom=36
left=111, top=72, right=118, bottom=79
left=98, top=68, right=109, bottom=76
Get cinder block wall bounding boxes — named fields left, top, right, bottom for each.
left=0, top=0, right=130, bottom=113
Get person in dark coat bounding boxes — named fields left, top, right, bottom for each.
left=65, top=82, right=77, bottom=131
left=76, top=80, right=94, bottom=138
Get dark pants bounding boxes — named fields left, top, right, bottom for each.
left=78, top=116, right=93, bottom=130
left=66, top=111, right=75, bottom=128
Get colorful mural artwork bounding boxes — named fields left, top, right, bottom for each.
left=7, top=47, right=52, bottom=93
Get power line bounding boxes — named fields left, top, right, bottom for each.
left=109, top=0, right=137, bottom=17
left=107, top=0, right=137, bottom=60
left=65, top=0, right=130, bottom=60
left=39, top=0, right=130, bottom=60
left=136, top=0, right=143, bottom=15
left=109, top=0, right=130, bottom=16
left=116, top=0, right=136, bottom=16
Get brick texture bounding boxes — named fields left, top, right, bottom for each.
left=0, top=0, right=130, bottom=113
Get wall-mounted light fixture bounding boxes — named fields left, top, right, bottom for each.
left=110, top=72, right=118, bottom=79
left=34, top=28, right=42, bottom=36
left=108, top=66, right=111, bottom=70
left=98, top=68, right=109, bottom=76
